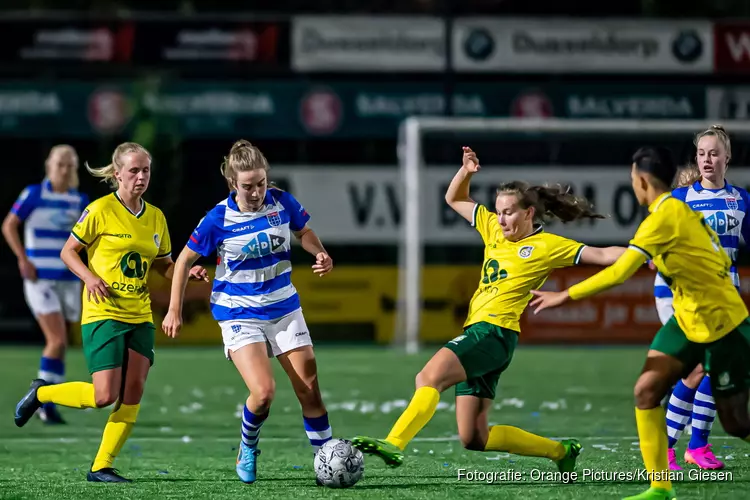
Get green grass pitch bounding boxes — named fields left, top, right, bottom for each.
left=0, top=346, right=746, bottom=499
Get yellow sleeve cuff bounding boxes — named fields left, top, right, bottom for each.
left=568, top=248, right=647, bottom=301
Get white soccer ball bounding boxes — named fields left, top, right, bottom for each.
left=314, top=438, right=364, bottom=488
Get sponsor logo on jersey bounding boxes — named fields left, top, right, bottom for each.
left=241, top=233, right=286, bottom=258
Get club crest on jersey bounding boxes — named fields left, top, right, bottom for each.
left=726, top=197, right=739, bottom=210
left=153, top=234, right=160, bottom=248
left=267, top=211, right=281, bottom=227
left=518, top=245, right=534, bottom=259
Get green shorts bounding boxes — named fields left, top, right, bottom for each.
left=444, top=321, right=518, bottom=400
left=81, top=319, right=155, bottom=375
left=651, top=316, right=750, bottom=396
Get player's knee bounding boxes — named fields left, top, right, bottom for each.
left=633, top=380, right=663, bottom=409
left=415, top=370, right=439, bottom=390
left=459, top=432, right=487, bottom=451
left=94, top=389, right=118, bottom=408
left=251, top=383, right=276, bottom=409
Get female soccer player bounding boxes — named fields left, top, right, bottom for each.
left=13, top=142, right=207, bottom=483
left=352, top=147, right=626, bottom=473
left=530, top=146, right=750, bottom=500
left=2, top=145, right=88, bottom=425
left=161, top=139, right=334, bottom=484
left=656, top=126, right=749, bottom=471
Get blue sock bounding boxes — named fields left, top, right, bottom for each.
left=241, top=406, right=267, bottom=449
left=39, top=357, right=65, bottom=411
left=689, top=376, right=716, bottom=450
left=304, top=413, right=332, bottom=454
left=666, top=380, right=697, bottom=448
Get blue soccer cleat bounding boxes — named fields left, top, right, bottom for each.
left=236, top=442, right=260, bottom=483
left=15, top=379, right=47, bottom=428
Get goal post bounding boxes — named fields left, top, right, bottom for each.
left=395, top=117, right=750, bottom=354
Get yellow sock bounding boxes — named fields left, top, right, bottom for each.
left=385, top=386, right=440, bottom=450
left=485, top=425, right=566, bottom=460
left=37, top=382, right=97, bottom=409
left=91, top=404, right=140, bottom=472
left=635, top=407, right=671, bottom=490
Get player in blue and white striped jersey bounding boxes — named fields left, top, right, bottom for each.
left=1, top=145, right=88, bottom=424
left=656, top=125, right=749, bottom=471
left=162, top=140, right=333, bottom=485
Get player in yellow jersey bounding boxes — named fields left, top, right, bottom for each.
left=352, top=147, right=627, bottom=472
left=13, top=142, right=207, bottom=483
left=530, top=146, right=750, bottom=500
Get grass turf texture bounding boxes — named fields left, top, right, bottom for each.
left=0, top=346, right=746, bottom=499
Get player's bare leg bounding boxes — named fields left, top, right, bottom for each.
left=353, top=348, right=466, bottom=467
left=713, top=390, right=750, bottom=441
left=231, top=342, right=275, bottom=483
left=35, top=312, right=68, bottom=424
left=456, top=395, right=581, bottom=472
left=625, top=351, right=683, bottom=500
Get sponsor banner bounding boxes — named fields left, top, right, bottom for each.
left=453, top=18, right=713, bottom=73
left=271, top=166, right=750, bottom=245
left=123, top=265, right=750, bottom=345
left=0, top=19, right=283, bottom=68
left=705, top=86, right=750, bottom=119
left=714, top=23, right=750, bottom=73
left=291, top=16, right=446, bottom=72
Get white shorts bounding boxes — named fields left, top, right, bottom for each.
left=654, top=297, right=675, bottom=326
left=23, top=279, right=82, bottom=322
left=219, top=308, right=313, bottom=360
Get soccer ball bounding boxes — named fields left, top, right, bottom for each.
left=314, top=438, right=364, bottom=488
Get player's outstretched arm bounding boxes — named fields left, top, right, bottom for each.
left=445, top=146, right=481, bottom=224
left=162, top=247, right=203, bottom=338
left=294, top=225, right=333, bottom=277
left=529, top=249, right=646, bottom=314
left=578, top=246, right=628, bottom=266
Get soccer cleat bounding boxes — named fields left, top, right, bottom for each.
left=14, top=379, right=47, bottom=427
left=622, top=486, right=676, bottom=499
left=685, top=444, right=724, bottom=469
left=236, top=442, right=260, bottom=483
left=555, top=439, right=582, bottom=473
left=38, top=405, right=66, bottom=425
left=351, top=436, right=403, bottom=468
left=668, top=448, right=682, bottom=471
left=87, top=468, right=131, bottom=483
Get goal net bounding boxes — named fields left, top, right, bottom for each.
left=395, top=117, right=750, bottom=354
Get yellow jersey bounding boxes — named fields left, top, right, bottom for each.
left=466, top=204, right=586, bottom=332
left=626, top=193, right=746, bottom=342
left=71, top=192, right=172, bottom=325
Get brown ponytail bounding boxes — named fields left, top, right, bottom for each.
left=497, top=181, right=606, bottom=223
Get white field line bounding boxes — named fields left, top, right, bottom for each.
left=0, top=435, right=740, bottom=444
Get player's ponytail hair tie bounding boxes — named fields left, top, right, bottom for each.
left=497, top=181, right=606, bottom=224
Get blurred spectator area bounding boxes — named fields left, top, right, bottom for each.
left=2, top=0, right=749, bottom=17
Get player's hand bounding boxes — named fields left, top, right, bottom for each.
left=462, top=146, right=480, bottom=173
left=529, top=289, right=570, bottom=314
left=84, top=275, right=110, bottom=304
left=162, top=309, right=182, bottom=338
left=648, top=260, right=656, bottom=271
left=312, top=252, right=333, bottom=277
left=18, top=257, right=37, bottom=282
left=188, top=265, right=210, bottom=282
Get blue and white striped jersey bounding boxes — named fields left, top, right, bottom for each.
left=11, top=180, right=88, bottom=281
left=654, top=180, right=750, bottom=299
left=187, top=188, right=311, bottom=322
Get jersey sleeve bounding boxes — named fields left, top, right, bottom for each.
left=546, top=234, right=586, bottom=269
left=627, top=208, right=674, bottom=260
left=471, top=204, right=497, bottom=244
left=10, top=185, right=41, bottom=221
left=739, top=188, right=750, bottom=245
left=71, top=203, right=103, bottom=246
left=187, top=214, right=218, bottom=257
left=279, top=191, right=311, bottom=232
left=157, top=214, right=172, bottom=259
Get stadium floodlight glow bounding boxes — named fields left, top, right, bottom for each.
left=396, top=117, right=750, bottom=354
